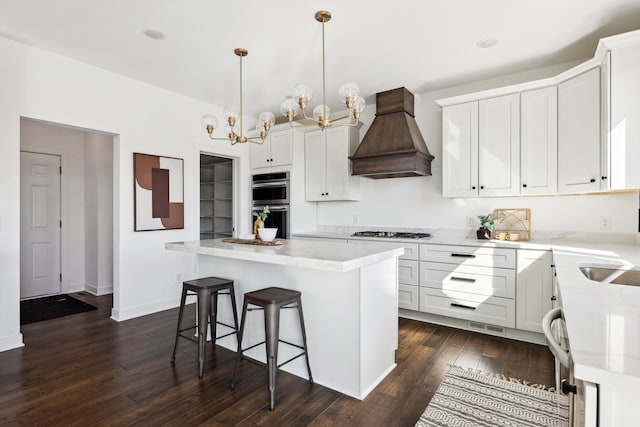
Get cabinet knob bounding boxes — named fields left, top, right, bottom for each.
left=471, top=186, right=476, bottom=190
left=522, top=184, right=527, bottom=188
left=480, top=186, right=484, bottom=190
left=590, top=178, right=596, bottom=183
left=550, top=296, right=557, bottom=301
left=601, top=176, right=607, bottom=180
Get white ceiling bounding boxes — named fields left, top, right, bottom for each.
left=2, top=0, right=640, bottom=119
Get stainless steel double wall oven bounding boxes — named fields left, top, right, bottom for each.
left=251, top=172, right=290, bottom=239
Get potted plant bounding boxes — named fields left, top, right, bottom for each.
left=253, top=206, right=271, bottom=240
left=476, top=213, right=497, bottom=240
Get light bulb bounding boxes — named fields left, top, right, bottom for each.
left=280, top=98, right=300, bottom=117
left=258, top=111, right=276, bottom=127
left=201, top=114, right=218, bottom=131
left=353, top=96, right=366, bottom=113
left=223, top=105, right=239, bottom=121
left=339, top=82, right=360, bottom=102
left=293, top=84, right=313, bottom=102
left=313, top=104, right=331, bottom=121
left=225, top=123, right=239, bottom=137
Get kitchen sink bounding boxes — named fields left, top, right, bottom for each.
left=579, top=265, right=640, bottom=286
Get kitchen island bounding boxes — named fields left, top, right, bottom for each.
left=166, top=238, right=405, bottom=399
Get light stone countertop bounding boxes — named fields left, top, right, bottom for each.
left=165, top=238, right=405, bottom=273
left=293, top=229, right=640, bottom=387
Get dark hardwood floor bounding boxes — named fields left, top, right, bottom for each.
left=1, top=293, right=555, bottom=426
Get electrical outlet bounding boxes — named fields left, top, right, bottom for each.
left=600, top=216, right=612, bottom=230
left=175, top=273, right=183, bottom=285
left=466, top=216, right=474, bottom=227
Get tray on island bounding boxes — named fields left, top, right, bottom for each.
left=222, top=238, right=283, bottom=246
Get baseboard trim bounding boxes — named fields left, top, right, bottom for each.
left=111, top=297, right=180, bottom=322
left=0, top=333, right=24, bottom=353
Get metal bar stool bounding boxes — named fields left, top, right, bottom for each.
left=171, top=276, right=239, bottom=378
left=230, top=287, right=313, bottom=410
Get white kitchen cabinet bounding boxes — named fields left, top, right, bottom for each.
left=305, top=126, right=360, bottom=201
left=442, top=94, right=519, bottom=197
left=398, top=244, right=419, bottom=311
left=516, top=250, right=553, bottom=333
left=420, top=262, right=516, bottom=299
left=606, top=44, right=640, bottom=190
left=558, top=67, right=601, bottom=193
left=442, top=101, right=478, bottom=197
left=520, top=86, right=558, bottom=195
left=419, top=244, right=516, bottom=269
left=250, top=127, right=292, bottom=169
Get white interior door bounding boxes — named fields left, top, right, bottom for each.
left=20, top=151, right=62, bottom=299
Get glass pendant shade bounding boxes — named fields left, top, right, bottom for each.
left=353, top=96, right=366, bottom=113
left=293, top=84, right=313, bottom=102
left=225, top=123, right=240, bottom=137
left=201, top=114, right=218, bottom=129
left=280, top=98, right=300, bottom=117
left=338, top=82, right=360, bottom=102
left=313, top=104, right=331, bottom=121
left=258, top=111, right=276, bottom=127
left=223, top=105, right=239, bottom=121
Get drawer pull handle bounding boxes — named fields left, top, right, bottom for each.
left=450, top=302, right=476, bottom=310
left=451, top=253, right=476, bottom=258
left=450, top=276, right=476, bottom=283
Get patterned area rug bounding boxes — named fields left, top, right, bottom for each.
left=416, top=366, right=569, bottom=427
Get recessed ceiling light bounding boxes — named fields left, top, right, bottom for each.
left=476, top=38, right=497, bottom=49
left=143, top=29, right=165, bottom=40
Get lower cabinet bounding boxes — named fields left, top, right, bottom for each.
left=515, top=249, right=553, bottom=333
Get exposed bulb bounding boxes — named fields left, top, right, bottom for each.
left=353, top=96, right=366, bottom=113
left=258, top=111, right=276, bottom=127
left=280, top=98, right=300, bottom=117
left=201, top=114, right=218, bottom=130
left=223, top=105, right=239, bottom=121
left=339, top=82, right=360, bottom=102
left=293, top=84, right=313, bottom=102
left=225, top=123, right=240, bottom=138
left=313, top=104, right=331, bottom=121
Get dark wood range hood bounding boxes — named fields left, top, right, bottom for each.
left=349, top=87, right=434, bottom=179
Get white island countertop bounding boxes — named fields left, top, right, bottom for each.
left=166, top=238, right=405, bottom=273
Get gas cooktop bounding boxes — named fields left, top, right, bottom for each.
left=351, top=231, right=431, bottom=239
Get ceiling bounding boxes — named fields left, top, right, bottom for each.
left=2, top=0, right=640, bottom=120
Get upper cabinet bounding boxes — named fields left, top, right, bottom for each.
left=305, top=126, right=360, bottom=201
left=557, top=68, right=601, bottom=194
left=442, top=94, right=519, bottom=197
left=250, top=126, right=292, bottom=169
left=438, top=29, right=640, bottom=197
left=607, top=44, right=640, bottom=189
left=520, top=86, right=557, bottom=195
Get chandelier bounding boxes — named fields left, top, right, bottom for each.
left=201, top=48, right=275, bottom=144
left=280, top=10, right=366, bottom=129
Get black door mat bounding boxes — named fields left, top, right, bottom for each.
left=20, top=294, right=97, bottom=325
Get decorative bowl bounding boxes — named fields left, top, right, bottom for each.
left=258, top=228, right=278, bottom=242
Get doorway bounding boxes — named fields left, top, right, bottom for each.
left=199, top=153, right=234, bottom=238
left=19, top=118, right=114, bottom=301
left=20, top=152, right=62, bottom=298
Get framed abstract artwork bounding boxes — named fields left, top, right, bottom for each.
left=133, top=152, right=184, bottom=231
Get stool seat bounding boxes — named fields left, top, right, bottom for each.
left=171, top=276, right=239, bottom=378
left=244, top=287, right=301, bottom=306
left=231, top=286, right=313, bottom=410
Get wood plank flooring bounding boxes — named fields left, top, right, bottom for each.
left=0, top=293, right=555, bottom=426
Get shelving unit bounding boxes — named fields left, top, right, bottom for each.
left=200, top=154, right=233, bottom=239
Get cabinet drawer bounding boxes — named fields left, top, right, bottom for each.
left=419, top=244, right=515, bottom=269
left=401, top=243, right=419, bottom=261
left=419, top=262, right=515, bottom=299
left=398, top=284, right=419, bottom=311
left=398, top=260, right=419, bottom=285
left=419, top=288, right=515, bottom=328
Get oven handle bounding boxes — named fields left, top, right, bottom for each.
left=252, top=205, right=289, bottom=212
left=251, top=181, right=289, bottom=189
left=542, top=307, right=570, bottom=368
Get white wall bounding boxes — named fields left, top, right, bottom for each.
left=318, top=61, right=640, bottom=234
left=85, top=132, right=114, bottom=295
left=0, top=36, right=252, bottom=352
